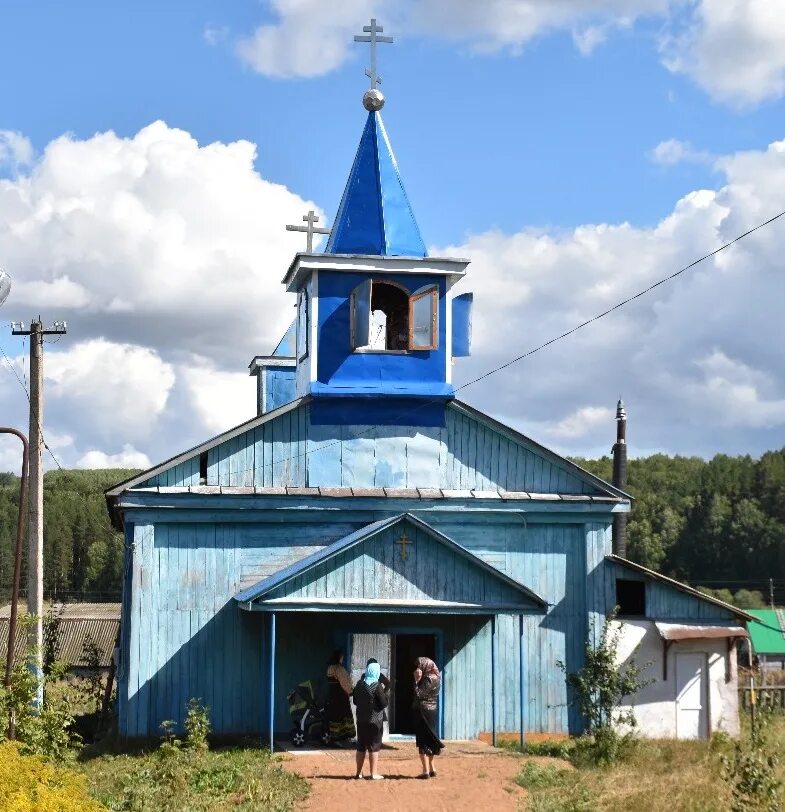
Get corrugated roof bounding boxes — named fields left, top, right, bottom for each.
left=0, top=602, right=120, bottom=619
left=0, top=603, right=119, bottom=668
left=747, top=609, right=785, bottom=655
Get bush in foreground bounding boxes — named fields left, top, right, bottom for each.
left=0, top=740, right=106, bottom=812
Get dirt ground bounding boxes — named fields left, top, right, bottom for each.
left=280, top=739, right=527, bottom=812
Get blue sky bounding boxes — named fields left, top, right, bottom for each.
left=1, top=1, right=785, bottom=469
left=4, top=1, right=782, bottom=241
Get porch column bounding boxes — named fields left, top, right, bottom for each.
left=269, top=611, right=276, bottom=752
left=491, top=615, right=497, bottom=747
left=519, top=613, right=525, bottom=750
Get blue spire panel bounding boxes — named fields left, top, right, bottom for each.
left=326, top=112, right=426, bottom=257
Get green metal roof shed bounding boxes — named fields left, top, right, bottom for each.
left=747, top=609, right=785, bottom=656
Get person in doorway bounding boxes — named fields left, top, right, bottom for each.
left=325, top=650, right=355, bottom=743
left=413, top=657, right=443, bottom=778
left=352, top=661, right=389, bottom=779
left=363, top=658, right=391, bottom=690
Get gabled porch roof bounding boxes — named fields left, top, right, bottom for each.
left=234, top=513, right=546, bottom=614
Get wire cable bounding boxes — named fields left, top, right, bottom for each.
left=456, top=207, right=785, bottom=392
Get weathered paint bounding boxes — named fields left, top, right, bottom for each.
left=261, top=519, right=535, bottom=607
left=139, top=402, right=604, bottom=495
left=118, top=511, right=600, bottom=738
left=614, top=620, right=741, bottom=738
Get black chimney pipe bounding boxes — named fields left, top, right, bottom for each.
left=612, top=399, right=628, bottom=557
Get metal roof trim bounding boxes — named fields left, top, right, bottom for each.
left=607, top=555, right=755, bottom=622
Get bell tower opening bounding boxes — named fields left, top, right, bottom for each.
left=370, top=280, right=408, bottom=350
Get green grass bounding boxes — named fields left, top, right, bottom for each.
left=511, top=715, right=785, bottom=812
left=80, top=743, right=309, bottom=812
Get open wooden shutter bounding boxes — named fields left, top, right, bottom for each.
left=351, top=279, right=372, bottom=349
left=409, top=285, right=438, bottom=350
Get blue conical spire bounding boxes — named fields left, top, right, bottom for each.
left=325, top=111, right=426, bottom=257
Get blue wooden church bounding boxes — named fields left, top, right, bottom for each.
left=106, top=38, right=750, bottom=743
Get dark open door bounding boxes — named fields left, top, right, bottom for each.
left=392, top=633, right=436, bottom=734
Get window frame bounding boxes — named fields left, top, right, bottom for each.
left=615, top=578, right=647, bottom=618
left=408, top=285, right=438, bottom=351
left=296, top=289, right=309, bottom=361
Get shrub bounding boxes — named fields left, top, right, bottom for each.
left=0, top=615, right=81, bottom=759
left=721, top=711, right=781, bottom=811
left=557, top=612, right=650, bottom=767
left=0, top=740, right=106, bottom=812
left=184, top=698, right=211, bottom=751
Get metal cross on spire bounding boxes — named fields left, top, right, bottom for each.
left=354, top=18, right=393, bottom=92
left=285, top=210, right=331, bottom=252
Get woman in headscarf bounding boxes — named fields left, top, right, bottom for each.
left=413, top=657, right=444, bottom=778
left=325, top=650, right=355, bottom=743
left=352, top=661, right=389, bottom=779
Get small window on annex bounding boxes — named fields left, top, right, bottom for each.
left=351, top=279, right=438, bottom=352
left=616, top=578, right=646, bottom=617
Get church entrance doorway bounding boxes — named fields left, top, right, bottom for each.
left=392, top=633, right=436, bottom=734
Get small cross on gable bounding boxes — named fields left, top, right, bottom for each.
left=285, top=210, right=331, bottom=252
left=395, top=530, right=413, bottom=562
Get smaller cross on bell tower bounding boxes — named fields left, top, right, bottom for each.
left=286, top=210, right=331, bottom=252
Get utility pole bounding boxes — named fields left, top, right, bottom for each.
left=11, top=317, right=66, bottom=703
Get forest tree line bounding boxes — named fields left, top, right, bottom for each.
left=0, top=469, right=136, bottom=602
left=0, top=450, right=784, bottom=604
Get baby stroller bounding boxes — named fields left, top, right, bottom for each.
left=287, top=680, right=332, bottom=747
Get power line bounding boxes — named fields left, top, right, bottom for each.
left=455, top=207, right=785, bottom=392
left=143, top=203, right=785, bottom=482
left=0, top=337, right=64, bottom=471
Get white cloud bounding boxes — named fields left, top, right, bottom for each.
left=45, top=339, right=175, bottom=443
left=0, top=120, right=322, bottom=470
left=203, top=24, right=229, bottom=46
left=661, top=0, right=785, bottom=108
left=77, top=444, right=152, bottom=470
left=443, top=137, right=785, bottom=456
left=2, top=122, right=785, bottom=470
left=233, top=1, right=785, bottom=107
left=649, top=138, right=712, bottom=167
left=0, top=130, right=33, bottom=169
left=180, top=361, right=255, bottom=434
left=234, top=0, right=668, bottom=78
left=537, top=406, right=616, bottom=439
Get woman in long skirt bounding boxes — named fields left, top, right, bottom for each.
left=325, top=650, right=355, bottom=742
left=413, top=657, right=444, bottom=778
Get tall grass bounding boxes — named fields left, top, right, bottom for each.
left=513, top=716, right=785, bottom=811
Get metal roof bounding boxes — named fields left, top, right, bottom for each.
left=746, top=609, right=785, bottom=655
left=120, top=485, right=623, bottom=501
left=0, top=603, right=119, bottom=668
left=655, top=622, right=748, bottom=641
left=234, top=512, right=546, bottom=607
left=325, top=111, right=426, bottom=257
left=607, top=555, right=754, bottom=621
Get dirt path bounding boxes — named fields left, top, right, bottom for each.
left=280, top=740, right=526, bottom=812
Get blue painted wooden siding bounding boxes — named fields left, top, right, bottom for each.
left=266, top=521, right=527, bottom=606
left=264, top=368, right=296, bottom=414
left=605, top=560, right=736, bottom=621
left=120, top=513, right=608, bottom=738
left=139, top=403, right=599, bottom=494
